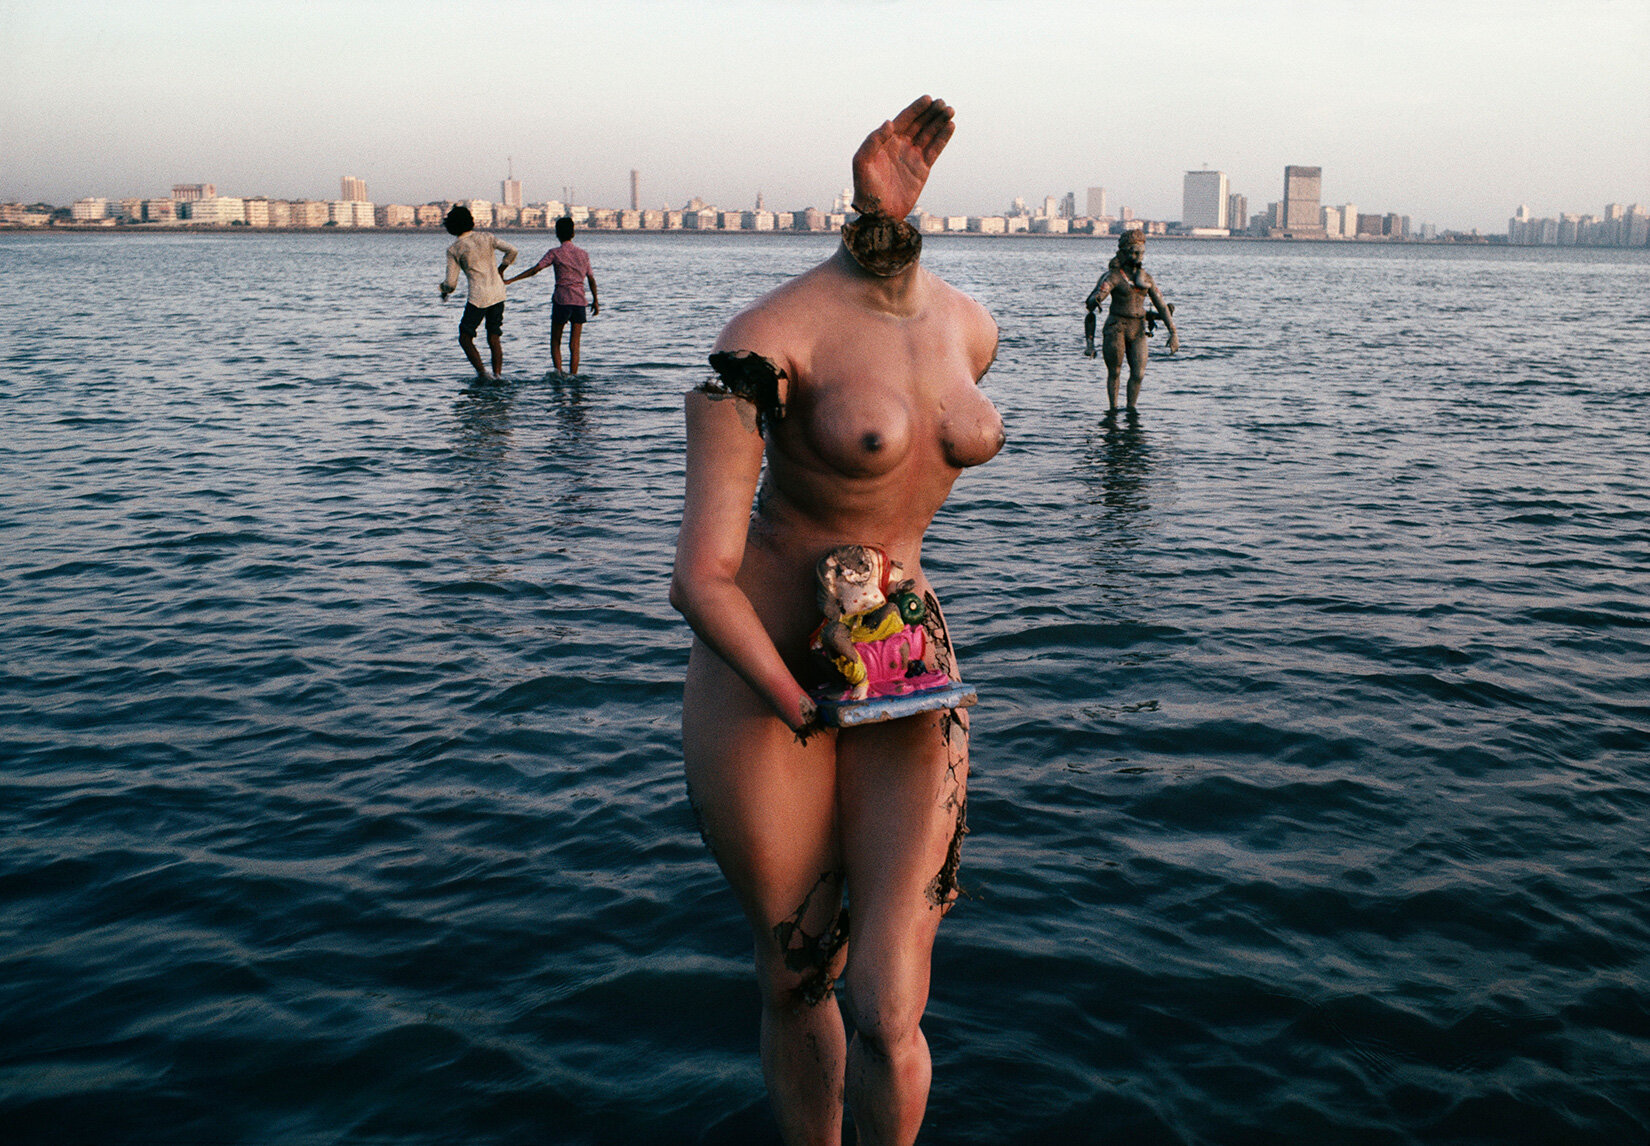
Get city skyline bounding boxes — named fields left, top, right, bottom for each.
left=28, top=155, right=1643, bottom=248
left=27, top=158, right=1644, bottom=244
left=6, top=135, right=1639, bottom=246
left=3, top=0, right=1646, bottom=235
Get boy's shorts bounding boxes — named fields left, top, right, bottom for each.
left=551, top=302, right=587, bottom=325
left=460, top=302, right=504, bottom=337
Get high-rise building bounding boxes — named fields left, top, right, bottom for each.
left=172, top=184, right=215, bottom=202
left=1281, top=166, right=1325, bottom=235
left=1086, top=187, right=1108, bottom=218
left=630, top=170, right=640, bottom=211
left=1182, top=170, right=1230, bottom=229
left=1627, top=207, right=1649, bottom=247
left=1228, top=193, right=1247, bottom=233
left=501, top=159, right=522, bottom=209
left=340, top=175, right=368, bottom=202
left=1061, top=191, right=1076, bottom=220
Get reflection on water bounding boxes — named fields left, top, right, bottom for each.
left=544, top=370, right=589, bottom=443
left=448, top=373, right=596, bottom=563
left=1088, top=408, right=1153, bottom=518
left=1072, top=410, right=1164, bottom=612
left=448, top=380, right=519, bottom=563
left=452, top=378, right=516, bottom=456
left=451, top=379, right=517, bottom=497
left=451, top=372, right=590, bottom=471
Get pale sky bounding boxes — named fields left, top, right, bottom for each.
left=2, top=0, right=1646, bottom=233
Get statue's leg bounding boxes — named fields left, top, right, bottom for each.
left=1126, top=332, right=1150, bottom=410
left=1101, top=325, right=1125, bottom=410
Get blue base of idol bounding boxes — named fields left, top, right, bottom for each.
left=815, top=682, right=978, bottom=728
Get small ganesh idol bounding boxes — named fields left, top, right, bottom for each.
left=810, top=545, right=955, bottom=705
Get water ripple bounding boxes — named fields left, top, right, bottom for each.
left=2, top=233, right=1648, bottom=1143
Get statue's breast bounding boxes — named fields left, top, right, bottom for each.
left=800, top=381, right=915, bottom=478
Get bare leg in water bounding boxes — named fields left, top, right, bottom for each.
left=683, top=642, right=968, bottom=1145
left=459, top=330, right=499, bottom=381
left=567, top=321, right=583, bottom=375
left=550, top=317, right=568, bottom=375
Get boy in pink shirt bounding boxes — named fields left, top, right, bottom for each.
left=506, top=216, right=600, bottom=375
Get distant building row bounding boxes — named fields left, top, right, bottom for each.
left=20, top=169, right=1642, bottom=246
left=1180, top=167, right=1434, bottom=240
left=1508, top=203, right=1650, bottom=247
left=0, top=173, right=1217, bottom=239
left=5, top=192, right=1177, bottom=238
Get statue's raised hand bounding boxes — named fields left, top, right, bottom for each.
left=851, top=96, right=955, bottom=221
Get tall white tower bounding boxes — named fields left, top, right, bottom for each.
left=1182, top=170, right=1229, bottom=229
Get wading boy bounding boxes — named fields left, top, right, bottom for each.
left=439, top=204, right=518, bottom=381
left=506, top=216, right=599, bottom=375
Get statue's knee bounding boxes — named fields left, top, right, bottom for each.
left=842, top=967, right=927, bottom=1051
left=847, top=999, right=924, bottom=1061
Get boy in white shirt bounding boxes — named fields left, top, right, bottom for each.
left=439, top=205, right=518, bottom=380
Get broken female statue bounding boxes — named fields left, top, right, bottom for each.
left=670, top=96, right=1004, bottom=1144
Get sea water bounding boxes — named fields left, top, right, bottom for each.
left=2, top=231, right=1647, bottom=1144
